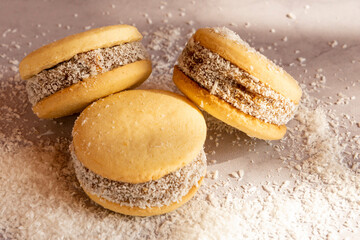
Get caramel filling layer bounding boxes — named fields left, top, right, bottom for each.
left=72, top=147, right=206, bottom=209
left=27, top=41, right=149, bottom=105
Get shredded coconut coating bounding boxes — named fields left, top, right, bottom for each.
left=178, top=37, right=297, bottom=125
left=71, top=147, right=206, bottom=209
left=26, top=41, right=149, bottom=105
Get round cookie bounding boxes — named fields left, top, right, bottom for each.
left=19, top=25, right=152, bottom=119
left=71, top=89, right=207, bottom=216
left=173, top=27, right=302, bottom=140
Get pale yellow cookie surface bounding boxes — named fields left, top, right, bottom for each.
left=19, top=25, right=143, bottom=79
left=72, top=89, right=207, bottom=183
left=173, top=66, right=286, bottom=140
left=33, top=60, right=152, bottom=119
left=82, top=178, right=203, bottom=217
left=193, top=28, right=302, bottom=104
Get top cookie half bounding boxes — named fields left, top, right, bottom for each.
left=20, top=25, right=143, bottom=80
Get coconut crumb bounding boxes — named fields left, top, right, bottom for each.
left=229, top=171, right=239, bottom=178
left=286, top=13, right=297, bottom=20
left=297, top=57, right=306, bottom=63
left=329, top=40, right=338, bottom=48
left=206, top=170, right=219, bottom=180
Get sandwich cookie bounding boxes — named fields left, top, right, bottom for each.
left=19, top=25, right=152, bottom=119
left=173, top=27, right=302, bottom=140
left=71, top=89, right=207, bottom=216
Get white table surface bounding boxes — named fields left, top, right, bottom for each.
left=1, top=0, right=359, bottom=239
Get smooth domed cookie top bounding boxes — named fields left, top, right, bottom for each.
left=72, top=89, right=207, bottom=184
left=193, top=27, right=302, bottom=104
left=19, top=25, right=143, bottom=80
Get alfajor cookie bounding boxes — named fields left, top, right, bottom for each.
left=19, top=25, right=152, bottom=119
left=71, top=89, right=207, bottom=216
left=173, top=27, right=302, bottom=140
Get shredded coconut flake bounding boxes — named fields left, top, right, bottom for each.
left=286, top=13, right=297, bottom=20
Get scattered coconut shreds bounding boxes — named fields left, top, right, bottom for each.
left=229, top=171, right=239, bottom=178
left=0, top=24, right=359, bottom=240
left=329, top=40, right=338, bottom=48
left=206, top=170, right=219, bottom=180
left=297, top=57, right=306, bottom=63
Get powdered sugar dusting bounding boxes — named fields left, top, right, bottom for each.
left=212, top=26, right=287, bottom=77
left=212, top=27, right=252, bottom=50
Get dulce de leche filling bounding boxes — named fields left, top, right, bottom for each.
left=26, top=41, right=149, bottom=105
left=177, top=37, right=297, bottom=126
left=71, top=147, right=206, bottom=209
